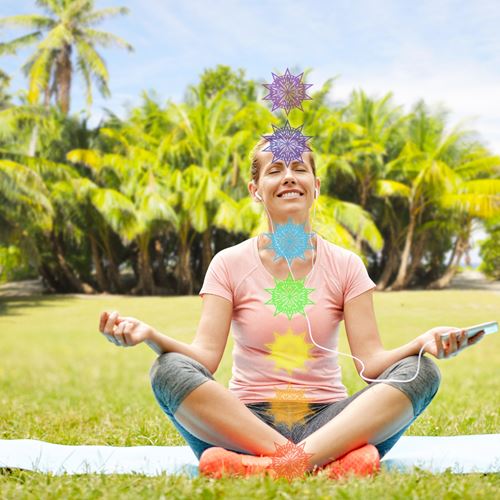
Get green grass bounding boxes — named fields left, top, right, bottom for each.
left=1, top=290, right=499, bottom=498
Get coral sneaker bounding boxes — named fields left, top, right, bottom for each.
left=317, top=444, right=380, bottom=479
left=199, top=447, right=275, bottom=479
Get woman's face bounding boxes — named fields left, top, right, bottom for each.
left=248, top=148, right=320, bottom=222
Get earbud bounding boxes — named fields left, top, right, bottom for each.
left=314, top=187, right=319, bottom=198
left=256, top=192, right=263, bottom=201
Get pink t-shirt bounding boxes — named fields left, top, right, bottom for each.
left=198, top=235, right=376, bottom=404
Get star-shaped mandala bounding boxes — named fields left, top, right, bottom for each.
left=263, top=69, right=313, bottom=115
left=264, top=218, right=315, bottom=264
left=269, top=440, right=314, bottom=481
left=268, top=385, right=312, bottom=428
left=265, top=274, right=315, bottom=320
left=262, top=121, right=313, bottom=168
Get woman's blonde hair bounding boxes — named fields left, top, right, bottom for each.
left=250, top=138, right=316, bottom=183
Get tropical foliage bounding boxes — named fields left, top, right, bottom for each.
left=1, top=4, right=499, bottom=294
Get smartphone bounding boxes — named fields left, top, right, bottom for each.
left=440, top=321, right=498, bottom=340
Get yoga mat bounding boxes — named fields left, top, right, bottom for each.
left=1, top=435, right=499, bottom=476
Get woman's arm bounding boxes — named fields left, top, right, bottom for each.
left=99, top=293, right=232, bottom=374
left=343, top=290, right=485, bottom=380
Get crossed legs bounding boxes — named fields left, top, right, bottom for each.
left=150, top=352, right=440, bottom=470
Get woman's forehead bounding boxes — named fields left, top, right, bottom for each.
left=258, top=150, right=314, bottom=169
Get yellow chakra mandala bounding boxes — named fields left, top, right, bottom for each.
left=264, top=327, right=314, bottom=375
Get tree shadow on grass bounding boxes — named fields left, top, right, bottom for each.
left=0, top=295, right=81, bottom=317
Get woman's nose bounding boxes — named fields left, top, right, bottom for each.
left=282, top=167, right=297, bottom=181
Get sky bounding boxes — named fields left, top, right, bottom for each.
left=2, top=0, right=499, bottom=263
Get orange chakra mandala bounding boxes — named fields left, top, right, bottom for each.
left=270, top=440, right=314, bottom=481
left=268, top=385, right=312, bottom=428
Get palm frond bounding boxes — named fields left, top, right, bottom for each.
left=27, top=49, right=52, bottom=104
left=74, top=40, right=110, bottom=97
left=442, top=179, right=500, bottom=218
left=0, top=32, right=42, bottom=55
left=0, top=14, right=56, bottom=30
left=81, top=28, right=133, bottom=51
left=80, top=7, right=130, bottom=25
left=375, top=179, right=411, bottom=198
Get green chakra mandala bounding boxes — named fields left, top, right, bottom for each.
left=265, top=273, right=315, bottom=320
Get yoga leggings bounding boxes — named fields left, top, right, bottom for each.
left=150, top=352, right=441, bottom=460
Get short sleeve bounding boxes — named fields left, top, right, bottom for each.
left=199, top=251, right=233, bottom=304
left=343, top=253, right=376, bottom=304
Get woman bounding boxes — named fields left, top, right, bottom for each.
left=99, top=139, right=484, bottom=479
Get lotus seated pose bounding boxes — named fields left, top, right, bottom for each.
left=99, top=140, right=484, bottom=480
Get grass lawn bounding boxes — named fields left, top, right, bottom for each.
left=1, top=290, right=499, bottom=499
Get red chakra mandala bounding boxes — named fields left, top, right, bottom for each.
left=269, top=440, right=313, bottom=481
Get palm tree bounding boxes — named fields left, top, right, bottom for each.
left=387, top=102, right=500, bottom=289
left=68, top=123, right=179, bottom=295
left=168, top=83, right=269, bottom=282
left=427, top=165, right=500, bottom=288
left=0, top=0, right=132, bottom=114
left=0, top=151, right=99, bottom=292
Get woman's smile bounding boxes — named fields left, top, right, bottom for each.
left=276, top=189, right=305, bottom=199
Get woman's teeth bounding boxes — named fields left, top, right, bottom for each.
left=281, top=192, right=302, bottom=199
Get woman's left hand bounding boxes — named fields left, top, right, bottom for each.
left=416, top=326, right=485, bottom=359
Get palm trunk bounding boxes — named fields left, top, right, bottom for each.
left=354, top=178, right=370, bottom=250
left=38, top=262, right=58, bottom=292
left=177, top=222, right=193, bottom=295
left=427, top=235, right=466, bottom=289
left=391, top=209, right=416, bottom=290
left=153, top=238, right=168, bottom=288
left=376, top=244, right=399, bottom=290
left=89, top=233, right=108, bottom=292
left=231, top=154, right=239, bottom=188
left=50, top=231, right=95, bottom=293
left=102, top=229, right=123, bottom=293
left=57, top=44, right=72, bottom=114
left=202, top=226, right=213, bottom=276
left=131, top=235, right=156, bottom=295
left=28, top=124, right=39, bottom=157
left=403, top=233, right=427, bottom=288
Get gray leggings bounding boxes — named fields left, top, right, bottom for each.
left=150, top=352, right=441, bottom=460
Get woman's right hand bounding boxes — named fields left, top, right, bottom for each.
left=99, top=310, right=153, bottom=347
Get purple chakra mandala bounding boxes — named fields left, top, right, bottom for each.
left=263, top=121, right=313, bottom=167
left=263, top=68, right=313, bottom=115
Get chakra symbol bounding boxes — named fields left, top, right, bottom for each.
left=263, top=68, right=313, bottom=115
left=267, top=384, right=312, bottom=428
left=264, top=218, right=315, bottom=264
left=264, top=328, right=313, bottom=375
left=265, top=273, right=315, bottom=320
left=262, top=121, right=313, bottom=168
left=269, top=440, right=313, bottom=481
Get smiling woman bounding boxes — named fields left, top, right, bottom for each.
left=99, top=136, right=484, bottom=480
left=248, top=139, right=320, bottom=229
left=121, top=136, right=486, bottom=480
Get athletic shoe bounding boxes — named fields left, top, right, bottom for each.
left=316, top=443, right=380, bottom=479
left=199, top=447, right=275, bottom=479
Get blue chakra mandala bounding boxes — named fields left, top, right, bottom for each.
left=264, top=218, right=315, bottom=263
left=263, top=69, right=313, bottom=115
left=262, top=121, right=313, bottom=168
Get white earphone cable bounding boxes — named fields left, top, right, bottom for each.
left=256, top=185, right=432, bottom=384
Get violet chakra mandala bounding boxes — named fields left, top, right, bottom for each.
left=263, top=68, right=313, bottom=114
left=263, top=121, right=313, bottom=167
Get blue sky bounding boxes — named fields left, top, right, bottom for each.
left=2, top=0, right=499, bottom=262
left=2, top=0, right=500, bottom=155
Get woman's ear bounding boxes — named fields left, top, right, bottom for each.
left=249, top=181, right=261, bottom=202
